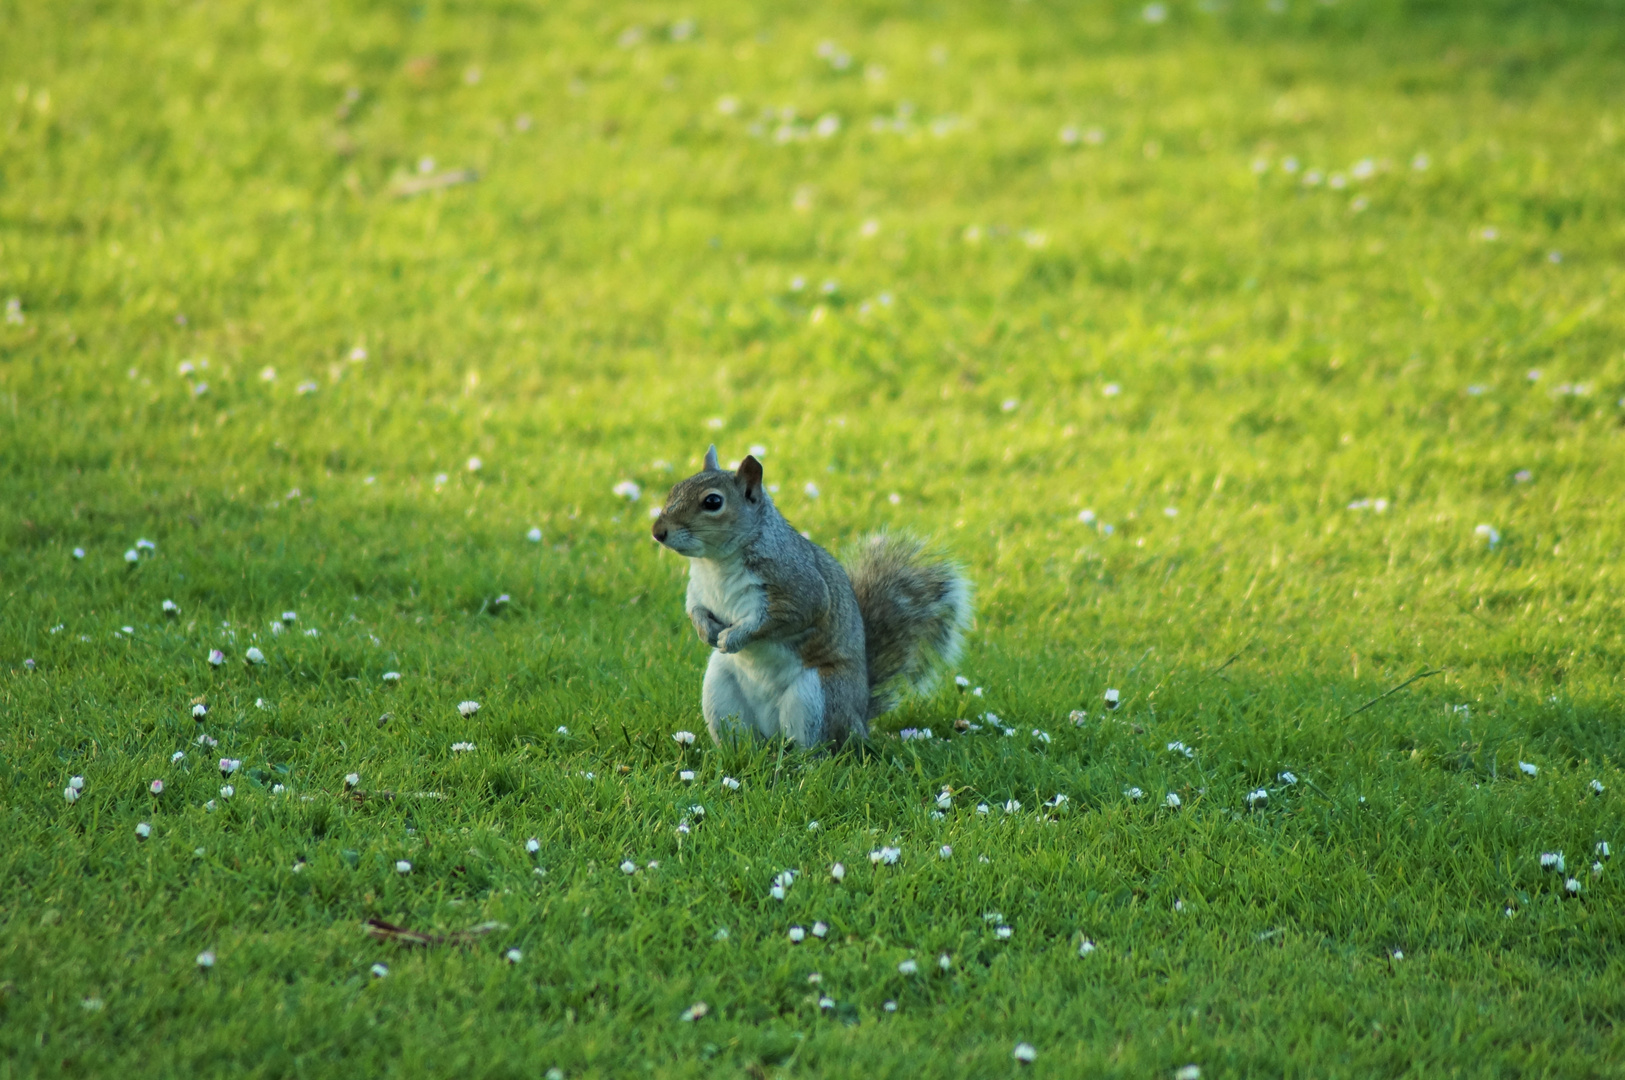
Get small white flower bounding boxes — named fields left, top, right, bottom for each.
left=345, top=772, right=361, bottom=788
left=526, top=838, right=541, bottom=854
left=450, top=741, right=476, bottom=752
left=219, top=784, right=234, bottom=798
left=1279, top=771, right=1297, bottom=785
left=192, top=703, right=208, bottom=720
left=996, top=926, right=1013, bottom=940
left=73, top=547, right=85, bottom=559
left=1003, top=799, right=1022, bottom=813
left=1175, top=1067, right=1201, bottom=1080
left=458, top=701, right=480, bottom=717
left=1013, top=1043, right=1037, bottom=1063
left=673, top=730, right=696, bottom=745
left=612, top=479, right=641, bottom=501
left=939, top=844, right=953, bottom=858
left=1167, top=741, right=1193, bottom=758
left=812, top=921, right=829, bottom=938
left=818, top=995, right=835, bottom=1010
left=245, top=646, right=265, bottom=664
left=1104, top=688, right=1121, bottom=709
left=1166, top=792, right=1182, bottom=809
left=271, top=784, right=285, bottom=795
left=136, top=822, right=152, bottom=838
left=1246, top=789, right=1268, bottom=807
left=382, top=672, right=401, bottom=683
left=1519, top=761, right=1538, bottom=777
left=679, top=769, right=695, bottom=782
left=679, top=1001, right=710, bottom=1021
left=1031, top=729, right=1051, bottom=744
left=150, top=778, right=165, bottom=794
left=370, top=963, right=389, bottom=978
left=1598, top=842, right=1612, bottom=859
left=1392, top=949, right=1404, bottom=960
left=1593, top=862, right=1605, bottom=877
left=936, top=789, right=953, bottom=809
left=125, top=549, right=140, bottom=564
left=788, top=926, right=806, bottom=943
left=1125, top=787, right=1144, bottom=801
left=830, top=862, right=845, bottom=881
left=1566, top=877, right=1581, bottom=894
left=898, top=958, right=919, bottom=975
left=64, top=787, right=80, bottom=803
left=620, top=860, right=637, bottom=875
left=171, top=751, right=185, bottom=763
left=196, top=950, right=216, bottom=969
left=690, top=805, right=706, bottom=817
left=68, top=775, right=85, bottom=791
left=954, top=675, right=970, bottom=688
left=1079, top=939, right=1096, bottom=955
left=1592, top=780, right=1606, bottom=795
left=281, top=611, right=297, bottom=624
left=527, top=527, right=544, bottom=542
left=976, top=802, right=989, bottom=815
left=204, top=800, right=217, bottom=811
left=721, top=776, right=741, bottom=790
left=883, top=1000, right=898, bottom=1012
left=395, top=860, right=412, bottom=874
left=1476, top=524, right=1502, bottom=546
left=556, top=726, right=569, bottom=735
left=807, top=820, right=820, bottom=831
left=466, top=456, right=482, bottom=473
left=256, top=698, right=269, bottom=709
left=162, top=599, right=179, bottom=614
left=207, top=649, right=225, bottom=666
left=770, top=885, right=786, bottom=900
left=196, top=734, right=217, bottom=747
left=505, top=948, right=522, bottom=964
left=220, top=758, right=240, bottom=775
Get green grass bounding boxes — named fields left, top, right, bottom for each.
left=4, top=0, right=1625, bottom=1075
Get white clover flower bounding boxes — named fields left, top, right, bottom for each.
left=898, top=958, right=919, bottom=975
left=220, top=758, right=240, bottom=775
left=1013, top=1043, right=1037, bottom=1064
left=505, top=948, right=522, bottom=964
left=1125, top=787, right=1144, bottom=801
left=192, top=703, right=208, bottom=720
left=679, top=769, right=695, bottom=782
left=1592, top=780, right=1606, bottom=795
left=812, top=921, right=829, bottom=938
left=271, top=784, right=285, bottom=795
left=196, top=950, right=216, bottom=968
left=954, top=675, right=970, bottom=688
left=1519, top=761, right=1538, bottom=777
left=245, top=647, right=265, bottom=664
left=451, top=742, right=476, bottom=752
left=1246, top=789, right=1268, bottom=807
left=345, top=773, right=361, bottom=788
left=64, top=787, right=79, bottom=803
left=1079, top=939, right=1096, bottom=955
left=220, top=784, right=234, bottom=798
left=673, top=730, right=696, bottom=745
left=207, top=649, right=225, bottom=666
left=721, top=776, right=741, bottom=790
left=996, top=926, right=1013, bottom=940
left=1104, top=688, right=1121, bottom=709
left=788, top=926, right=806, bottom=943
left=1566, top=878, right=1582, bottom=895
left=556, top=726, right=569, bottom=735
left=1165, top=792, right=1182, bottom=809
left=620, top=860, right=637, bottom=875
left=526, top=838, right=541, bottom=854
left=612, top=480, right=641, bottom=501
left=939, top=844, right=953, bottom=859
left=394, top=860, right=411, bottom=874
left=527, top=527, right=543, bottom=542
left=370, top=963, right=389, bottom=978
left=383, top=672, right=401, bottom=683
left=162, top=599, right=179, bottom=614
left=830, top=862, right=846, bottom=881
left=458, top=701, right=480, bottom=717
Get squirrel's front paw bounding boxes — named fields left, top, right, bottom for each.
left=716, top=627, right=749, bottom=654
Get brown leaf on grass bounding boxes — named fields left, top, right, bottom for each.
left=364, top=918, right=508, bottom=947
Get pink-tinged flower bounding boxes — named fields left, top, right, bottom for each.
left=150, top=779, right=165, bottom=795
left=219, top=758, right=240, bottom=775
left=207, top=650, right=225, bottom=666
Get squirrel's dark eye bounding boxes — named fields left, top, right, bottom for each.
left=701, top=493, right=724, bottom=512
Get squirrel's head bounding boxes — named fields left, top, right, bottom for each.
left=652, top=445, right=768, bottom=558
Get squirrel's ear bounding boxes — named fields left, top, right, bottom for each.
left=703, top=444, right=720, bottom=471
left=737, top=455, right=764, bottom=502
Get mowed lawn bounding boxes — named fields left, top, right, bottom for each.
left=3, top=0, right=1624, bottom=1075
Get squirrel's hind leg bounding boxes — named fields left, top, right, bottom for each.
left=703, top=652, right=767, bottom=745
left=776, top=670, right=827, bottom=747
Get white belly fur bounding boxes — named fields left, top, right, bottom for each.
left=690, top=556, right=807, bottom=726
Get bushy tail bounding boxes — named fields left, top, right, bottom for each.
left=843, top=533, right=974, bottom=719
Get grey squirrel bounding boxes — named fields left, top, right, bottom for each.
left=651, top=445, right=973, bottom=747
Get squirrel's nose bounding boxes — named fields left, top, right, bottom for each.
left=652, top=522, right=669, bottom=544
